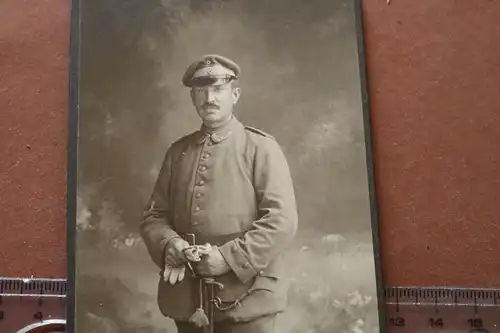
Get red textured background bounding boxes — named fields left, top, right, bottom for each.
left=0, top=0, right=499, bottom=291
left=0, top=0, right=70, bottom=278
left=363, top=0, right=500, bottom=287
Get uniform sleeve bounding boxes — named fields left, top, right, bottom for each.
left=139, top=147, right=180, bottom=269
left=219, top=138, right=298, bottom=283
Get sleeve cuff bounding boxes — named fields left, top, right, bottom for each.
left=219, top=240, right=258, bottom=283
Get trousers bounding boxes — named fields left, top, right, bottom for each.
left=175, top=314, right=277, bottom=333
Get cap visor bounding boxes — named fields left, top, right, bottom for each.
left=190, top=76, right=234, bottom=87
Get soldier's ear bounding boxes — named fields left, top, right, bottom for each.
left=232, top=87, right=241, bottom=104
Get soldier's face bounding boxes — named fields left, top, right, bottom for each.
left=190, top=83, right=241, bottom=127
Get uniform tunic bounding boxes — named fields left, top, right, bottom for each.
left=140, top=116, right=298, bottom=323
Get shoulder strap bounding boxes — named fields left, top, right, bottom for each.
left=244, top=126, right=275, bottom=139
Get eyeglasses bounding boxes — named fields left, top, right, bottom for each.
left=192, top=84, right=232, bottom=93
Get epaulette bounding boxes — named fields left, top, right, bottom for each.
left=244, top=126, right=274, bottom=139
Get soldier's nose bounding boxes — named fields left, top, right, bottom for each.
left=206, top=91, right=216, bottom=102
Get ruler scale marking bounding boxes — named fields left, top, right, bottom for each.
left=434, top=290, right=439, bottom=314
left=396, top=286, right=400, bottom=312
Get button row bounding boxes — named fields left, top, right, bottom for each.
left=191, top=149, right=210, bottom=228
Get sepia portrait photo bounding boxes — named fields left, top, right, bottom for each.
left=73, top=0, right=382, bottom=332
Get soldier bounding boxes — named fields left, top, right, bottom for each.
left=140, top=54, right=298, bottom=333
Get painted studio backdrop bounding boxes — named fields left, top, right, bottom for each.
left=75, top=0, right=381, bottom=332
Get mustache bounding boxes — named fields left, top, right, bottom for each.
left=202, top=102, right=219, bottom=109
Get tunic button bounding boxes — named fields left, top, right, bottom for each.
left=195, top=192, right=202, bottom=198
left=194, top=206, right=200, bottom=212
left=198, top=180, right=205, bottom=186
left=243, top=263, right=250, bottom=269
left=202, top=153, right=210, bottom=159
left=199, top=165, right=207, bottom=171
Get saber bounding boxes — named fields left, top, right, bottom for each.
left=183, top=234, right=224, bottom=332
left=203, top=277, right=223, bottom=333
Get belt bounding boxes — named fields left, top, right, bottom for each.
left=178, top=232, right=245, bottom=246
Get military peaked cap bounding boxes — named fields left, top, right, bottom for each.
left=182, top=54, right=241, bottom=87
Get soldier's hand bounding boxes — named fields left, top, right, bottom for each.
left=196, top=246, right=231, bottom=277
left=165, top=237, right=190, bottom=266
left=163, top=238, right=190, bottom=285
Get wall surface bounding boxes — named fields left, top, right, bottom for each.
left=0, top=0, right=70, bottom=277
left=362, top=0, right=500, bottom=287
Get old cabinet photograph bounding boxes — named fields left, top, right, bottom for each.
left=73, top=0, right=382, bottom=332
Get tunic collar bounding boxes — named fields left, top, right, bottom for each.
left=196, top=116, right=238, bottom=145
